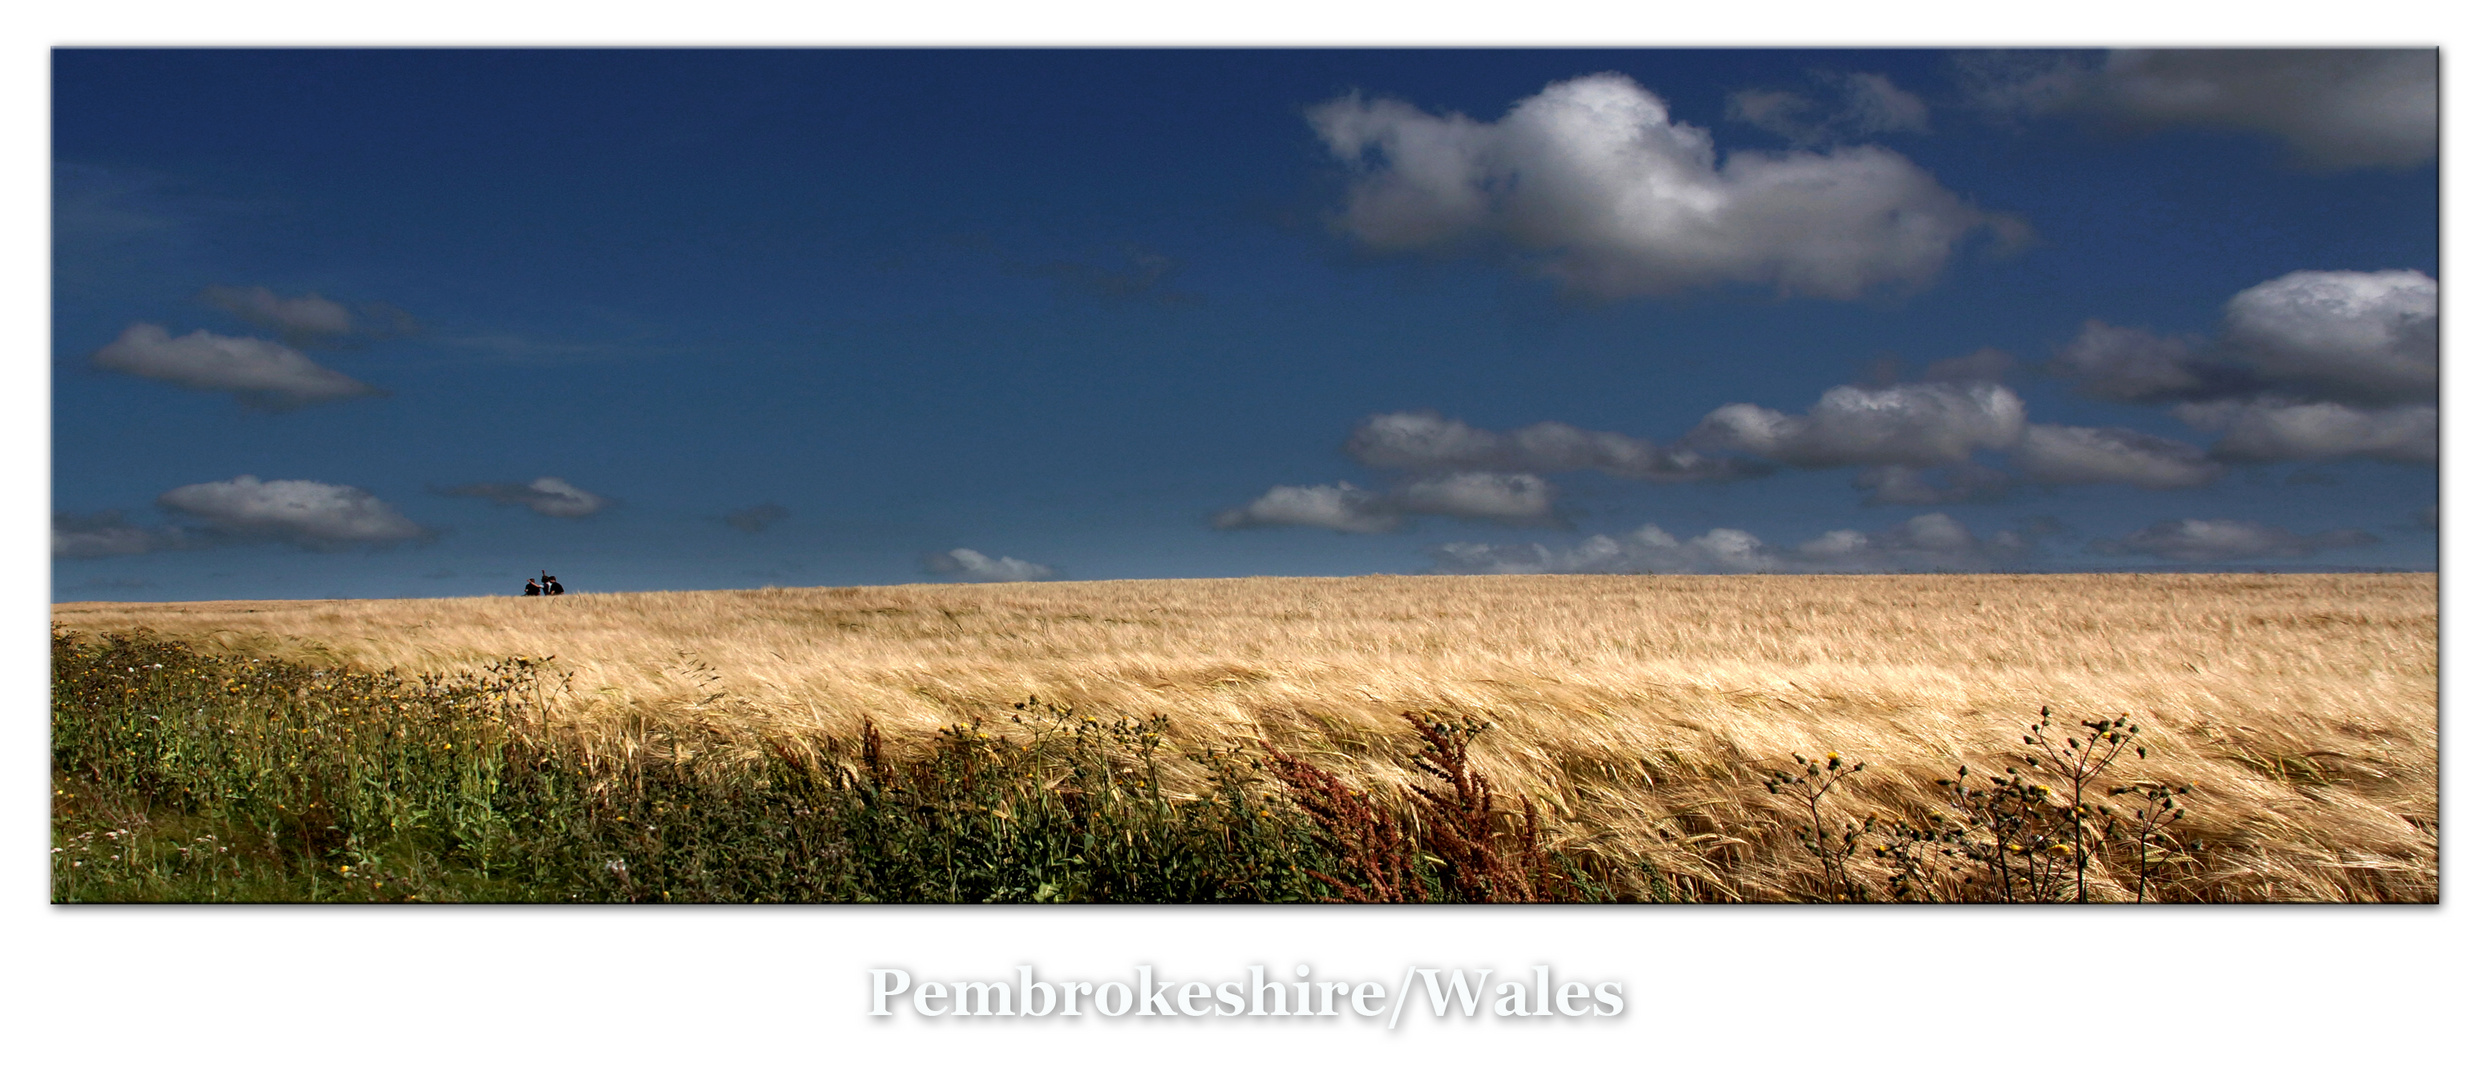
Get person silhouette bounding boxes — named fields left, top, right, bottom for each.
left=543, top=573, right=564, bottom=596
left=523, top=577, right=543, bottom=597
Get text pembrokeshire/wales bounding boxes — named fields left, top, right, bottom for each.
left=868, top=966, right=1624, bottom=1022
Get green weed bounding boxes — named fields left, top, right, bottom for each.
left=51, top=630, right=1633, bottom=903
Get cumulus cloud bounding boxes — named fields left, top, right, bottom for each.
left=2221, top=270, right=2438, bottom=405
left=1428, top=512, right=2040, bottom=575
left=1430, top=524, right=1777, bottom=574
left=2050, top=271, right=2444, bottom=415
left=2050, top=270, right=2437, bottom=463
left=1310, top=72, right=2020, bottom=299
left=1343, top=410, right=1756, bottom=482
left=2086, top=518, right=2381, bottom=562
left=52, top=510, right=191, bottom=559
left=92, top=323, right=385, bottom=409
left=157, top=476, right=429, bottom=549
left=1790, top=512, right=2042, bottom=571
left=2013, top=423, right=2225, bottom=488
left=722, top=502, right=790, bottom=533
left=923, top=548, right=1058, bottom=582
left=1691, top=380, right=2026, bottom=468
left=2049, top=320, right=2217, bottom=403
left=1340, top=376, right=2218, bottom=509
left=1967, top=49, right=2435, bottom=171
left=1212, top=481, right=1402, bottom=534
left=1727, top=71, right=1932, bottom=145
left=2176, top=399, right=2437, bottom=464
left=434, top=477, right=612, bottom=518
left=1212, top=471, right=1563, bottom=534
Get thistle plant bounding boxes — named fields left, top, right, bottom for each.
left=1764, top=752, right=1872, bottom=901
left=2017, top=707, right=2137, bottom=902
left=2104, top=778, right=2196, bottom=902
left=1937, top=766, right=2075, bottom=901
left=1831, top=709, right=2195, bottom=902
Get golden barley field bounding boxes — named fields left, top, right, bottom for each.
left=54, top=572, right=2437, bottom=901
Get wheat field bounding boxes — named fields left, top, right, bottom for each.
left=53, top=572, right=2438, bottom=901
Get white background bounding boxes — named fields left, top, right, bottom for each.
left=9, top=3, right=2478, bottom=1075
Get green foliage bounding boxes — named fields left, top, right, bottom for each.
left=52, top=630, right=1643, bottom=903
left=51, top=629, right=556, bottom=901
left=65, top=628, right=2211, bottom=904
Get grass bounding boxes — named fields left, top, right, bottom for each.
left=52, top=630, right=1643, bottom=902
left=53, top=572, right=2438, bottom=902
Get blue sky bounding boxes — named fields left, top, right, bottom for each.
left=51, top=49, right=2440, bottom=600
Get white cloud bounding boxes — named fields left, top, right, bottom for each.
left=1813, top=512, right=2045, bottom=571
left=1343, top=410, right=1752, bottom=482
left=1966, top=49, right=2436, bottom=170
left=2086, top=518, right=2381, bottom=562
left=1428, top=512, right=2038, bottom=575
left=199, top=285, right=420, bottom=344
left=1691, top=380, right=2026, bottom=468
left=2049, top=320, right=2212, bottom=402
left=1213, top=472, right=1561, bottom=533
left=1723, top=89, right=1817, bottom=142
left=199, top=285, right=355, bottom=341
left=52, top=511, right=189, bottom=559
left=156, top=476, right=429, bottom=549
left=1880, top=512, right=1977, bottom=555
left=1212, top=481, right=1401, bottom=534
left=92, top=323, right=384, bottom=409
left=2095, top=50, right=2435, bottom=170
left=1430, top=524, right=1778, bottom=575
left=2178, top=399, right=2437, bottom=464
left=2055, top=271, right=2436, bottom=406
left=2222, top=270, right=2438, bottom=405
left=2013, top=423, right=2225, bottom=488
left=1836, top=72, right=1934, bottom=135
left=436, top=477, right=613, bottom=518
left=923, top=548, right=1058, bottom=582
left=1728, top=71, right=1931, bottom=145
left=1310, top=73, right=2018, bottom=299
left=2049, top=270, right=2437, bottom=465
left=1391, top=471, right=1559, bottom=523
